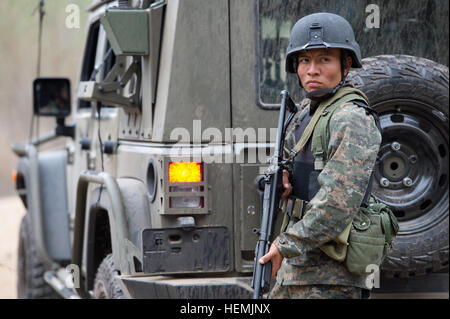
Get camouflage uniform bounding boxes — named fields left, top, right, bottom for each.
left=270, top=88, right=382, bottom=299
left=270, top=282, right=362, bottom=299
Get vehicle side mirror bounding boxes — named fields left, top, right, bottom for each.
left=33, top=78, right=71, bottom=118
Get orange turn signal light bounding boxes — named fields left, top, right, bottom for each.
left=169, top=162, right=202, bottom=183
left=12, top=170, right=18, bottom=184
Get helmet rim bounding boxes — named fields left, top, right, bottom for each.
left=285, top=44, right=363, bottom=73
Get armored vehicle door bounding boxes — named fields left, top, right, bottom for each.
left=229, top=0, right=283, bottom=274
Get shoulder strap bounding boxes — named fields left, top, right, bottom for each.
left=310, top=93, right=368, bottom=170
left=353, top=100, right=382, bottom=133
left=288, top=87, right=368, bottom=161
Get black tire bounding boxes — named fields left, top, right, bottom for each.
left=348, top=55, right=449, bottom=277
left=17, top=213, right=60, bottom=299
left=93, top=254, right=125, bottom=299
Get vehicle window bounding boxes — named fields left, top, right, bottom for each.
left=98, top=41, right=117, bottom=109
left=78, top=20, right=100, bottom=109
left=103, top=42, right=116, bottom=82
left=257, top=0, right=449, bottom=105
left=78, top=21, right=117, bottom=109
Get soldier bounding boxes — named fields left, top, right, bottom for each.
left=258, top=13, right=382, bottom=299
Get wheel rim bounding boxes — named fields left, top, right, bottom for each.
left=372, top=99, right=449, bottom=234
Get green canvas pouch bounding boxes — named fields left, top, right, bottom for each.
left=345, top=211, right=386, bottom=274
left=319, top=222, right=352, bottom=262
left=345, top=201, right=399, bottom=274
left=319, top=198, right=399, bottom=275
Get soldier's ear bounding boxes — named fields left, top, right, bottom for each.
left=344, top=55, right=353, bottom=76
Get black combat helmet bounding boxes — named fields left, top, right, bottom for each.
left=284, top=13, right=363, bottom=101
left=285, top=12, right=363, bottom=74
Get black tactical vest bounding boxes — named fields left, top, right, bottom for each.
left=291, top=106, right=321, bottom=201
left=290, top=99, right=380, bottom=206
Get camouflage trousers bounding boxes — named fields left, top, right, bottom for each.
left=269, top=282, right=363, bottom=299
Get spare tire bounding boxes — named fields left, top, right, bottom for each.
left=348, top=55, right=449, bottom=278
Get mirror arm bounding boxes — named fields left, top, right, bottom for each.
left=12, top=132, right=58, bottom=157
left=55, top=117, right=75, bottom=139
left=12, top=120, right=75, bottom=157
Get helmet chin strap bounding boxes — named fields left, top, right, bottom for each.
left=305, top=79, right=345, bottom=102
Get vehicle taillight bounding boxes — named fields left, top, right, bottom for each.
left=169, top=162, right=202, bottom=183
left=168, top=162, right=205, bottom=209
left=12, top=170, right=17, bottom=184
left=169, top=186, right=205, bottom=208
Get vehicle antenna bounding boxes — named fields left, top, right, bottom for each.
left=29, top=0, right=45, bottom=142
left=32, top=0, right=45, bottom=77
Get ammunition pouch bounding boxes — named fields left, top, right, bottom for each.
left=320, top=197, right=399, bottom=274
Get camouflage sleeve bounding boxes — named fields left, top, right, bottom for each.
left=274, top=103, right=382, bottom=258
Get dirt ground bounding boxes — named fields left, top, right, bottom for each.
left=0, top=196, right=25, bottom=299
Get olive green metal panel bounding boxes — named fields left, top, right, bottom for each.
left=231, top=150, right=284, bottom=273
left=139, top=1, right=165, bottom=140
left=100, top=9, right=149, bottom=56
left=152, top=0, right=231, bottom=142
left=229, top=0, right=278, bottom=140
left=229, top=0, right=275, bottom=274
left=233, top=164, right=263, bottom=273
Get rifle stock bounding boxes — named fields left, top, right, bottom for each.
left=251, top=90, right=297, bottom=299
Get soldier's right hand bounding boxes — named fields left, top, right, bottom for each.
left=259, top=242, right=283, bottom=281
left=281, top=169, right=292, bottom=199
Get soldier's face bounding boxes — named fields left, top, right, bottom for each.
left=297, top=48, right=351, bottom=95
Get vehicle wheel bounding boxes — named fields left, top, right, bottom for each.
left=93, top=254, right=125, bottom=299
left=17, top=213, right=61, bottom=299
left=348, top=55, right=449, bottom=277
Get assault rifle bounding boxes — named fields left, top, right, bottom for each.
left=252, top=90, right=298, bottom=299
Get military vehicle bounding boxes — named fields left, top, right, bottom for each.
left=12, top=0, right=448, bottom=299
